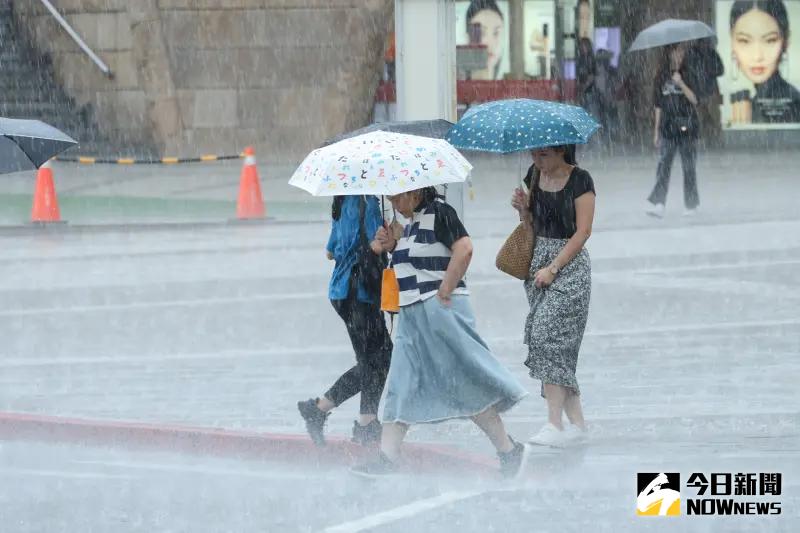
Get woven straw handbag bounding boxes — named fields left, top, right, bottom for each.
left=495, top=223, right=535, bottom=280
left=496, top=181, right=536, bottom=280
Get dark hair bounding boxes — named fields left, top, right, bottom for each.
left=331, top=195, right=345, bottom=220
left=466, top=0, right=504, bottom=79
left=730, top=1, right=790, bottom=53
left=419, top=186, right=439, bottom=204
left=466, top=0, right=503, bottom=29
left=655, top=43, right=686, bottom=81
left=523, top=145, right=578, bottom=189
left=561, top=144, right=578, bottom=165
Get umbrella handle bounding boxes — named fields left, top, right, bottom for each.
left=517, top=151, right=527, bottom=191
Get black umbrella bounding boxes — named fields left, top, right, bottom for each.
left=0, top=117, right=78, bottom=175
left=322, top=119, right=455, bottom=146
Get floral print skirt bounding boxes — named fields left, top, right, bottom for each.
left=523, top=237, right=591, bottom=397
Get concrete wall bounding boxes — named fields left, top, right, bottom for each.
left=13, top=0, right=391, bottom=161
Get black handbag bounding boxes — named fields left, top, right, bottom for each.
left=667, top=114, right=698, bottom=137
left=354, top=196, right=387, bottom=296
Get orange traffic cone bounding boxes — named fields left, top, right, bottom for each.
left=30, top=160, right=65, bottom=224
left=236, top=146, right=265, bottom=220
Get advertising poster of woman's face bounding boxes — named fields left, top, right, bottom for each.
left=732, top=3, right=786, bottom=83
left=717, top=0, right=800, bottom=127
left=454, top=0, right=600, bottom=81
left=456, top=0, right=509, bottom=80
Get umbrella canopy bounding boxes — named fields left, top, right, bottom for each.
left=289, top=131, right=472, bottom=197
left=322, top=119, right=454, bottom=146
left=445, top=98, right=600, bottom=154
left=628, top=19, right=715, bottom=52
left=0, top=117, right=77, bottom=175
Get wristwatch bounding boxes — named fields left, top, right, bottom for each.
left=548, top=264, right=559, bottom=276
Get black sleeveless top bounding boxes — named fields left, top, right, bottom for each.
left=524, top=165, right=596, bottom=239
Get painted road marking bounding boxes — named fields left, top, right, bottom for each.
left=0, top=345, right=349, bottom=367
left=0, top=292, right=323, bottom=317
left=322, top=490, right=486, bottom=533
left=1, top=258, right=798, bottom=318
left=0, top=467, right=136, bottom=480
left=0, top=319, right=797, bottom=368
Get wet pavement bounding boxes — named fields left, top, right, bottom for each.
left=0, top=150, right=798, bottom=531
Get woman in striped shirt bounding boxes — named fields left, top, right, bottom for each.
left=351, top=187, right=530, bottom=479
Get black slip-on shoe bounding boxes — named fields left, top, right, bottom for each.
left=498, top=437, right=531, bottom=479
left=350, top=452, right=399, bottom=479
left=297, top=398, right=329, bottom=447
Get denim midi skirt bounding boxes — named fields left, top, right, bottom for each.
left=380, top=295, right=527, bottom=424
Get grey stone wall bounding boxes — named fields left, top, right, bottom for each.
left=13, top=0, right=391, bottom=161
left=13, top=0, right=149, bottom=149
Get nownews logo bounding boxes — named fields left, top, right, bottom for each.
left=685, top=472, right=782, bottom=516
left=637, top=473, right=681, bottom=516
left=637, top=472, right=783, bottom=517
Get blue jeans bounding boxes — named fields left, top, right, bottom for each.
left=649, top=137, right=699, bottom=209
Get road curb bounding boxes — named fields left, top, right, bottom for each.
left=0, top=412, right=499, bottom=477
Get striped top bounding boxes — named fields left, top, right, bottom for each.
left=392, top=198, right=470, bottom=307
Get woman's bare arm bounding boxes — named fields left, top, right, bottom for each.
left=438, top=236, right=473, bottom=302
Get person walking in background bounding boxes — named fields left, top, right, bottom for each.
left=686, top=38, right=724, bottom=148
left=297, top=195, right=392, bottom=447
left=577, top=0, right=592, bottom=40
left=510, top=144, right=595, bottom=448
left=646, top=42, right=701, bottom=218
left=576, top=37, right=598, bottom=119
left=351, top=187, right=530, bottom=479
left=593, top=48, right=621, bottom=144
left=384, top=31, right=396, bottom=83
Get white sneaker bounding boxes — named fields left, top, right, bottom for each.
left=645, top=202, right=665, bottom=218
left=528, top=423, right=569, bottom=448
left=682, top=207, right=698, bottom=217
left=563, top=424, right=589, bottom=445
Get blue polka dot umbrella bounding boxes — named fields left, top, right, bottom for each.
left=445, top=98, right=600, bottom=154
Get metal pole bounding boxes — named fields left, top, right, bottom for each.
left=509, top=0, right=525, bottom=79
left=38, top=0, right=114, bottom=78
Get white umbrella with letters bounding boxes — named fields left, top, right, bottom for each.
left=289, top=131, right=472, bottom=197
